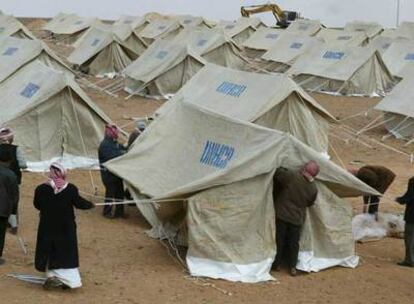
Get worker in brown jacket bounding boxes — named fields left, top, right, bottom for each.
left=272, top=161, right=319, bottom=276
left=355, top=165, right=395, bottom=220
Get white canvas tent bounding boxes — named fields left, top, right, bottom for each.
left=316, top=28, right=369, bottom=47
left=344, top=21, right=383, bottom=40
left=156, top=63, right=334, bottom=153
left=367, top=36, right=404, bottom=54
left=0, top=14, right=35, bottom=40
left=43, top=13, right=98, bottom=45
left=241, top=27, right=284, bottom=58
left=382, top=40, right=414, bottom=78
left=113, top=15, right=149, bottom=34
left=171, top=28, right=247, bottom=70
left=382, top=22, right=414, bottom=40
left=0, top=60, right=111, bottom=171
left=105, top=101, right=377, bottom=282
left=175, top=15, right=215, bottom=29
left=259, top=33, right=324, bottom=73
left=139, top=19, right=183, bottom=45
left=0, top=36, right=72, bottom=84
left=286, top=19, right=323, bottom=36
left=375, top=68, right=414, bottom=138
left=123, top=38, right=205, bottom=97
left=217, top=17, right=263, bottom=45
left=68, top=27, right=139, bottom=76
left=287, top=44, right=395, bottom=96
left=73, top=21, right=148, bottom=56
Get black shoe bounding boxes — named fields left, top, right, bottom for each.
left=397, top=261, right=414, bottom=268
left=0, top=258, right=5, bottom=265
left=103, top=213, right=114, bottom=219
left=9, top=227, right=18, bottom=235
left=290, top=268, right=297, bottom=276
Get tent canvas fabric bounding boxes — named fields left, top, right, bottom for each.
left=123, top=38, right=206, bottom=97
left=260, top=33, right=325, bottom=73
left=367, top=36, right=406, bottom=54
left=113, top=15, right=149, bottom=34
left=0, top=60, right=111, bottom=171
left=105, top=101, right=377, bottom=282
left=382, top=40, right=414, bottom=78
left=156, top=63, right=334, bottom=154
left=217, top=17, right=263, bottom=45
left=43, top=13, right=98, bottom=45
left=287, top=44, right=396, bottom=96
left=0, top=14, right=35, bottom=40
left=316, top=28, right=369, bottom=47
left=382, top=22, right=414, bottom=40
left=0, top=36, right=72, bottom=84
left=139, top=19, right=183, bottom=45
left=344, top=21, right=383, bottom=40
left=171, top=28, right=248, bottom=70
left=175, top=15, right=215, bottom=29
left=286, top=19, right=323, bottom=36
left=375, top=68, right=414, bottom=138
left=241, top=27, right=284, bottom=58
left=68, top=27, right=139, bottom=76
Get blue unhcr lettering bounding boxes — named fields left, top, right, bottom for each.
left=298, top=25, right=309, bottom=31
left=265, top=33, right=278, bottom=39
left=0, top=27, right=4, bottom=33
left=123, top=20, right=133, bottom=24
left=404, top=53, right=414, bottom=61
left=183, top=19, right=192, bottom=24
left=382, top=43, right=391, bottom=50
left=20, top=83, right=40, bottom=98
left=74, top=20, right=83, bottom=25
left=200, top=141, right=235, bottom=169
left=2, top=47, right=18, bottom=56
left=225, top=24, right=235, bottom=29
left=216, top=81, right=247, bottom=97
left=323, top=51, right=345, bottom=60
left=290, top=42, right=303, bottom=49
left=156, top=50, right=168, bottom=59
left=158, top=26, right=166, bottom=30
left=337, top=36, right=351, bottom=40
left=91, top=39, right=100, bottom=47
left=197, top=39, right=208, bottom=47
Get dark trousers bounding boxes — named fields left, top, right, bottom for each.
left=364, top=195, right=380, bottom=214
left=404, top=223, right=414, bottom=264
left=275, top=218, right=301, bottom=269
left=103, top=178, right=125, bottom=217
left=0, top=217, right=8, bottom=257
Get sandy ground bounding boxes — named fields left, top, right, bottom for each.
left=0, top=19, right=413, bottom=304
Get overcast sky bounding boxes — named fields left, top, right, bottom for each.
left=1, top=0, right=412, bottom=28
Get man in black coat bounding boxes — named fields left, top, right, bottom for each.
left=98, top=124, right=127, bottom=218
left=396, top=177, right=414, bottom=268
left=0, top=148, right=19, bottom=265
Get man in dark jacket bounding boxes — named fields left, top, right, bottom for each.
left=355, top=165, right=395, bottom=220
left=272, top=161, right=319, bottom=276
left=396, top=177, right=414, bottom=268
left=0, top=148, right=19, bottom=265
left=0, top=127, right=27, bottom=234
left=98, top=124, right=127, bottom=218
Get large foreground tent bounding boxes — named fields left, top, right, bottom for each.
left=68, top=27, right=139, bottom=76
left=375, top=68, right=414, bottom=138
left=43, top=13, right=98, bottom=45
left=217, top=17, right=264, bottom=45
left=0, top=14, right=35, bottom=40
left=287, top=44, right=395, bottom=96
left=106, top=101, right=377, bottom=282
left=139, top=19, right=183, bottom=45
left=241, top=27, right=284, bottom=58
left=382, top=40, right=414, bottom=78
left=157, top=64, right=334, bottom=153
left=344, top=21, right=383, bottom=40
left=0, top=61, right=111, bottom=170
left=259, top=33, right=324, bottom=73
left=316, top=28, right=369, bottom=47
left=286, top=19, right=323, bottom=36
left=0, top=36, right=72, bottom=84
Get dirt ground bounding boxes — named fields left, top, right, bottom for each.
left=0, top=19, right=413, bottom=304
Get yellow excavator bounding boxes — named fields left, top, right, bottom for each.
left=240, top=3, right=301, bottom=28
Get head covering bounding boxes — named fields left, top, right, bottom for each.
left=105, top=123, right=119, bottom=140
left=137, top=121, right=146, bottom=131
left=0, top=145, right=13, bottom=163
left=302, top=160, right=320, bottom=181
left=0, top=127, right=14, bottom=144
left=46, top=162, right=68, bottom=194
